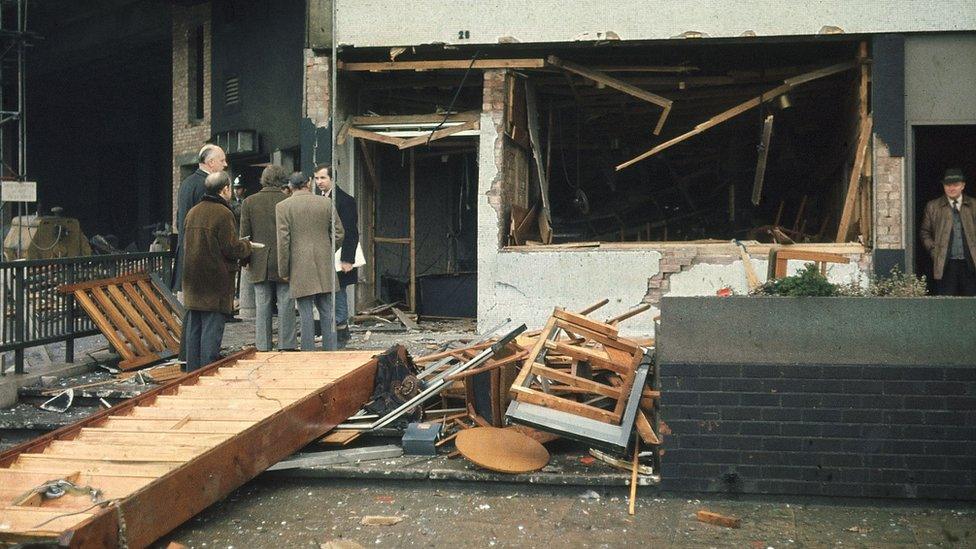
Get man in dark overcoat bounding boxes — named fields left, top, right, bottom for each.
left=182, top=171, right=252, bottom=371
left=314, top=164, right=359, bottom=347
left=173, top=144, right=227, bottom=292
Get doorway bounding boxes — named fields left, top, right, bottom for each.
left=912, top=125, right=976, bottom=289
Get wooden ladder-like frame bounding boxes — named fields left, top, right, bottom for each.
left=60, top=272, right=183, bottom=370
left=510, top=308, right=643, bottom=425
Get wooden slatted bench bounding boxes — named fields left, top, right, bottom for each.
left=60, top=273, right=183, bottom=370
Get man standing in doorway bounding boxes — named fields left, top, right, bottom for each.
left=920, top=168, right=976, bottom=296
left=174, top=143, right=227, bottom=292
left=314, top=164, right=359, bottom=348
left=277, top=172, right=344, bottom=350
left=240, top=165, right=297, bottom=351
left=182, top=171, right=252, bottom=371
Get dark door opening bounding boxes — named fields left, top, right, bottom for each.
left=913, top=125, right=976, bottom=290
left=370, top=141, right=478, bottom=316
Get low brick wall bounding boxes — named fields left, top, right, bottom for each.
left=659, top=362, right=976, bottom=500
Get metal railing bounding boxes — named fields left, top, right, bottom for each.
left=0, top=251, right=174, bottom=374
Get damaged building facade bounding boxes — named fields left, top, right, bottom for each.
left=171, top=1, right=976, bottom=335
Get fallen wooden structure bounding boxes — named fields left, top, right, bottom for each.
left=506, top=307, right=657, bottom=451
left=60, top=273, right=183, bottom=371
left=0, top=349, right=378, bottom=547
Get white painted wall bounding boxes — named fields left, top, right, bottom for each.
left=336, top=1, right=976, bottom=47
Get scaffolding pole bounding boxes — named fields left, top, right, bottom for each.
left=0, top=0, right=30, bottom=248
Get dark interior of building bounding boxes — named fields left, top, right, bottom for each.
left=342, top=38, right=865, bottom=247
left=913, top=124, right=976, bottom=289
left=526, top=39, right=862, bottom=243
left=25, top=0, right=172, bottom=251
left=345, top=72, right=483, bottom=315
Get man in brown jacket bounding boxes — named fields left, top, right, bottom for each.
left=183, top=171, right=252, bottom=370
left=920, top=168, right=976, bottom=296
left=240, top=165, right=297, bottom=351
left=276, top=172, right=344, bottom=350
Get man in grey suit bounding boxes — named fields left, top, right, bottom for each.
left=240, top=165, right=297, bottom=351
left=276, top=172, right=345, bottom=350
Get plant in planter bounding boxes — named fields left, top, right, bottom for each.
left=751, top=264, right=928, bottom=297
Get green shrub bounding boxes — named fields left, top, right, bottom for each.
left=869, top=266, right=928, bottom=297
left=752, top=263, right=837, bottom=297
left=750, top=263, right=929, bottom=297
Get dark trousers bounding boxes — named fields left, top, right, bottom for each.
left=184, top=310, right=226, bottom=371
left=937, top=259, right=976, bottom=296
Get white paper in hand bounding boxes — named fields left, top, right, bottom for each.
left=335, top=243, right=366, bottom=271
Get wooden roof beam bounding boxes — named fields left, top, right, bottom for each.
left=546, top=55, right=673, bottom=135
left=338, top=58, right=546, bottom=71
left=616, top=60, right=857, bottom=171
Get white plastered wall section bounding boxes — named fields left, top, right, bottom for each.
left=336, top=0, right=976, bottom=47
left=477, top=112, right=662, bottom=337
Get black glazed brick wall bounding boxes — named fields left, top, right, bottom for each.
left=658, top=363, right=976, bottom=500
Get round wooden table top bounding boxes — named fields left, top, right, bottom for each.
left=455, top=427, right=550, bottom=473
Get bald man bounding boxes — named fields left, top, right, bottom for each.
left=173, top=144, right=227, bottom=292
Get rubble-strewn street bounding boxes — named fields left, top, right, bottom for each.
left=156, top=478, right=976, bottom=548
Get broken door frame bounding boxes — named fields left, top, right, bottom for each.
left=344, top=114, right=481, bottom=310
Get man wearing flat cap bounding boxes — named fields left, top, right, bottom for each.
left=920, top=168, right=976, bottom=296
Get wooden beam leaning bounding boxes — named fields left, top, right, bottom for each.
left=751, top=114, right=775, bottom=206
left=397, top=119, right=480, bottom=150
left=616, top=60, right=858, bottom=171
left=351, top=111, right=480, bottom=126
left=835, top=117, right=873, bottom=242
left=547, top=56, right=673, bottom=135
left=338, top=58, right=546, bottom=72
left=346, top=127, right=407, bottom=148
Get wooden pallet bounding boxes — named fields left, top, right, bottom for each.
left=510, top=308, right=643, bottom=425
left=0, top=349, right=378, bottom=548
left=60, top=273, right=183, bottom=370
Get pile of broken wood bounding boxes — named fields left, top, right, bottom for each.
left=323, top=298, right=660, bottom=514
left=349, top=302, right=420, bottom=332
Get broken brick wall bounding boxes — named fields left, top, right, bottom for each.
left=873, top=139, right=904, bottom=250
left=644, top=247, right=872, bottom=306
left=304, top=49, right=330, bottom=127
left=171, top=2, right=212, bottom=228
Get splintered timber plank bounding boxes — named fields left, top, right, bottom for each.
left=72, top=290, right=135, bottom=361
left=543, top=341, right=628, bottom=374
left=95, top=417, right=255, bottom=433
left=107, top=286, right=167, bottom=352
left=136, top=278, right=182, bottom=336
left=552, top=309, right=619, bottom=338
left=0, top=507, right=96, bottom=537
left=124, top=408, right=275, bottom=421
left=512, top=315, right=558, bottom=389
left=121, top=281, right=178, bottom=349
left=836, top=116, right=873, bottom=242
left=529, top=364, right=623, bottom=400
left=6, top=459, right=174, bottom=478
left=510, top=386, right=621, bottom=424
left=192, top=378, right=344, bottom=389
left=553, top=319, right=641, bottom=355
left=74, top=429, right=232, bottom=447
left=105, top=285, right=165, bottom=353
left=89, top=286, right=151, bottom=357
